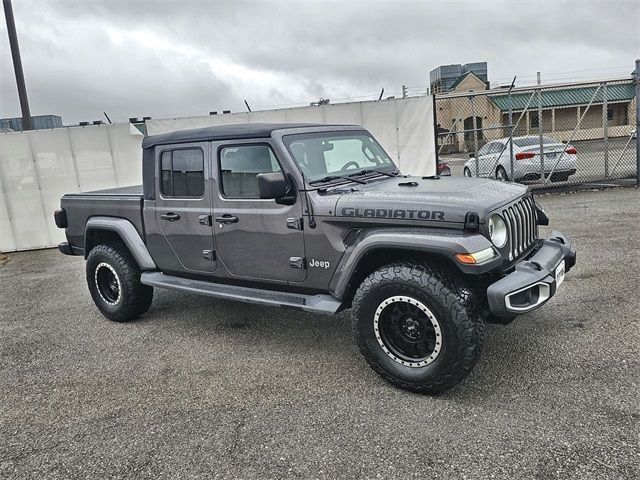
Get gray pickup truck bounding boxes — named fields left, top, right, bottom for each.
left=55, top=123, right=575, bottom=394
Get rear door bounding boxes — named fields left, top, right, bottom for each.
left=211, top=140, right=306, bottom=283
left=492, top=141, right=508, bottom=174
left=154, top=142, right=216, bottom=274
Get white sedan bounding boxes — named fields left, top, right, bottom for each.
left=463, top=136, right=577, bottom=182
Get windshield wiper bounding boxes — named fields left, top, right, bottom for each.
left=308, top=174, right=367, bottom=185
left=349, top=169, right=399, bottom=178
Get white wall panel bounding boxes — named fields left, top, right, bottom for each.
left=0, top=167, right=16, bottom=251
left=68, top=126, right=117, bottom=191
left=283, top=106, right=325, bottom=123
left=397, top=97, right=436, bottom=176
left=0, top=124, right=143, bottom=252
left=0, top=132, right=52, bottom=250
left=108, top=124, right=144, bottom=187
left=0, top=142, right=16, bottom=252
left=324, top=103, right=363, bottom=126
left=248, top=110, right=287, bottom=123
left=27, top=129, right=80, bottom=246
left=362, top=100, right=400, bottom=163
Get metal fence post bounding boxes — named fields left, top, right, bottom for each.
left=538, top=86, right=544, bottom=177
left=636, top=59, right=640, bottom=188
left=508, top=77, right=516, bottom=180
left=602, top=81, right=609, bottom=178
left=470, top=94, right=479, bottom=176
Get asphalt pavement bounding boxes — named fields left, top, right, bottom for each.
left=1, top=187, right=639, bottom=479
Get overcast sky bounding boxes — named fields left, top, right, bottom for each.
left=1, top=0, right=638, bottom=124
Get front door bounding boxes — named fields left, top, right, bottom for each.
left=154, top=142, right=216, bottom=274
left=478, top=142, right=498, bottom=177
left=211, top=140, right=306, bottom=283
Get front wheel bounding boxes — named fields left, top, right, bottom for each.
left=463, top=167, right=472, bottom=177
left=351, top=263, right=484, bottom=394
left=86, top=242, right=153, bottom=322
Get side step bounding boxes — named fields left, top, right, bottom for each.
left=140, top=272, right=341, bottom=315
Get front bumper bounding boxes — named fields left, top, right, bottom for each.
left=487, top=230, right=576, bottom=317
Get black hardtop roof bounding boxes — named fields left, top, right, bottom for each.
left=142, top=122, right=358, bottom=148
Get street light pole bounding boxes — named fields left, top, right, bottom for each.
left=3, top=0, right=33, bottom=131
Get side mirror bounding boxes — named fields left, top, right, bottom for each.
left=257, top=171, right=288, bottom=199
left=468, top=152, right=475, bottom=158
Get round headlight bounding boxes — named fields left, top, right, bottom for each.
left=488, top=214, right=508, bottom=248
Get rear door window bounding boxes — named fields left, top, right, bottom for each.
left=160, top=148, right=205, bottom=197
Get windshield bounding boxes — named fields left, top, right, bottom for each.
left=283, top=131, right=397, bottom=182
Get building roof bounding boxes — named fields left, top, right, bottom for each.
left=448, top=71, right=487, bottom=91
left=142, top=123, right=340, bottom=148
left=489, top=82, right=635, bottom=111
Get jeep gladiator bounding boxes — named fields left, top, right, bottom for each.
left=55, top=123, right=576, bottom=393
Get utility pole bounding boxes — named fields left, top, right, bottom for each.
left=3, top=0, right=33, bottom=130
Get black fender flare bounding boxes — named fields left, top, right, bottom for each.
left=85, top=217, right=156, bottom=270
left=328, top=228, right=497, bottom=299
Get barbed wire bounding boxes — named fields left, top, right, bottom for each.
left=109, top=66, right=635, bottom=122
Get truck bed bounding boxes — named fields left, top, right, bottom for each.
left=64, top=185, right=143, bottom=197
left=61, top=185, right=145, bottom=254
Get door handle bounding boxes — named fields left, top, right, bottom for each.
left=215, top=214, right=238, bottom=224
left=160, top=212, right=181, bottom=222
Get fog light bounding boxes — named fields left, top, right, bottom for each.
left=505, top=282, right=551, bottom=311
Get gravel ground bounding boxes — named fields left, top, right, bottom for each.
left=1, top=187, right=639, bottom=480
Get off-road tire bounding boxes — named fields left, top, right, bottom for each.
left=351, top=262, right=484, bottom=394
left=86, top=241, right=153, bottom=322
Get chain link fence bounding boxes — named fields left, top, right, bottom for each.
left=435, top=75, right=638, bottom=190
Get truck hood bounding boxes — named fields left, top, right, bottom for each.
left=331, top=176, right=528, bottom=224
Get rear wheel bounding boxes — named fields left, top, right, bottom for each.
left=351, top=263, right=484, bottom=394
left=495, top=166, right=509, bottom=181
left=86, top=242, right=153, bottom=322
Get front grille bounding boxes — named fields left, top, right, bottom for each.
left=501, top=195, right=538, bottom=261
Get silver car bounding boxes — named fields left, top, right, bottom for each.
left=463, top=136, right=578, bottom=182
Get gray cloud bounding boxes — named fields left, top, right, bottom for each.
left=1, top=0, right=638, bottom=124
